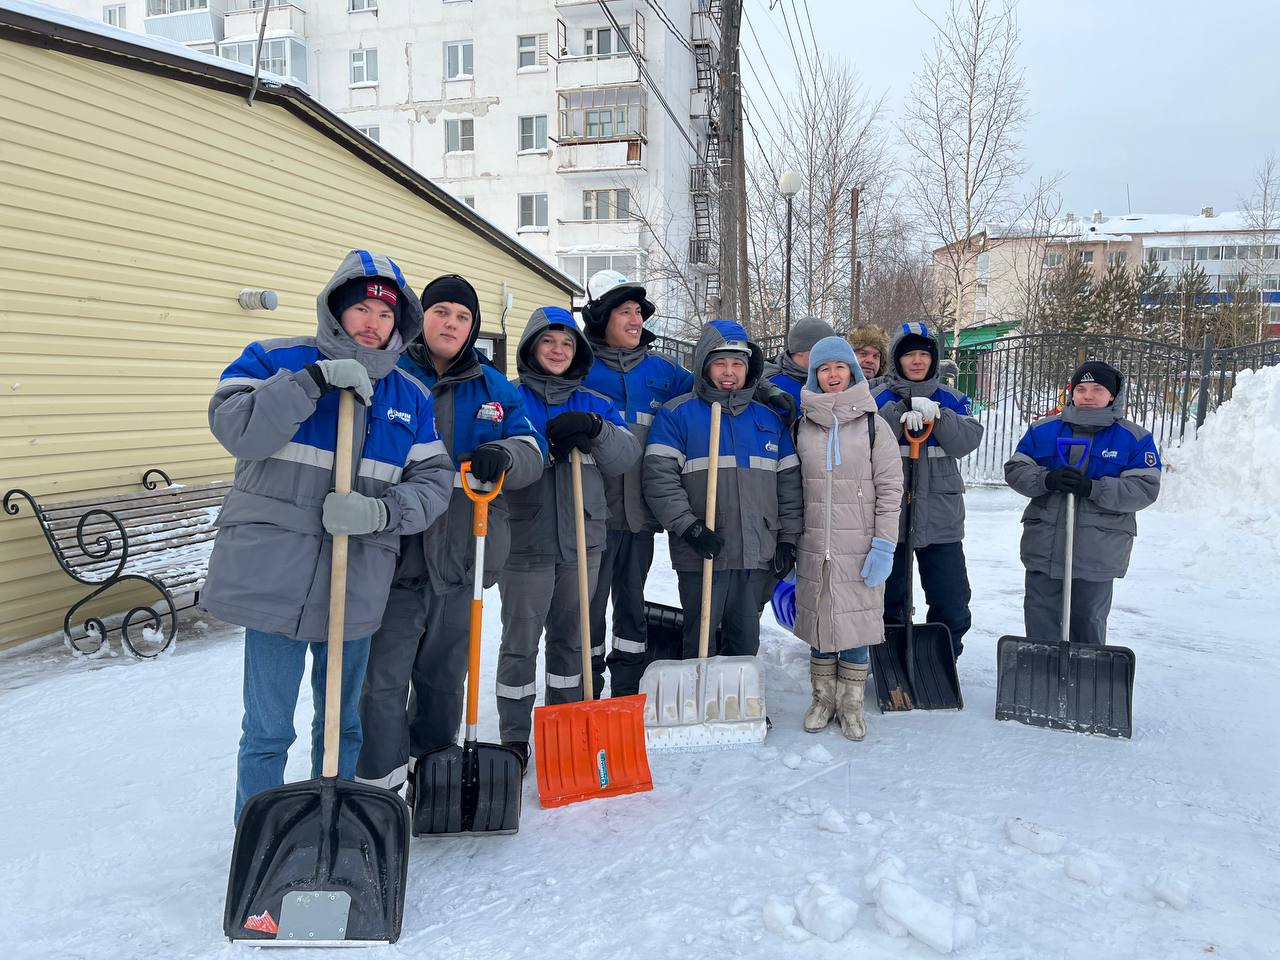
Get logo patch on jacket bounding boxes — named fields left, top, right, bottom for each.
left=1100, top=449, right=1118, bottom=459
left=476, top=401, right=505, bottom=422
left=1144, top=451, right=1156, bottom=467
left=386, top=407, right=412, bottom=426
left=765, top=441, right=779, bottom=453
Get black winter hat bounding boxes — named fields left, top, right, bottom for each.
left=1069, top=360, right=1122, bottom=399
left=421, top=274, right=481, bottom=327
left=329, top=276, right=402, bottom=326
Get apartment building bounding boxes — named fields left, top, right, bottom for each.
left=55, top=0, right=717, bottom=325
left=936, top=208, right=1280, bottom=333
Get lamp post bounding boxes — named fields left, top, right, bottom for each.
left=778, top=170, right=802, bottom=336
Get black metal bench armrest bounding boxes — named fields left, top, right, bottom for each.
left=4, top=488, right=129, bottom=586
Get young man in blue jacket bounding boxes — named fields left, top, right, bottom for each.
left=1004, top=360, right=1161, bottom=645
left=203, top=250, right=454, bottom=824
left=760, top=317, right=835, bottom=421
left=581, top=271, right=694, bottom=696
left=870, top=321, right=984, bottom=658
left=496, top=307, right=640, bottom=768
left=643, top=320, right=804, bottom=658
left=356, top=275, right=546, bottom=796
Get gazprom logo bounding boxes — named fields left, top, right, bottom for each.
left=386, top=407, right=412, bottom=425
left=765, top=441, right=779, bottom=453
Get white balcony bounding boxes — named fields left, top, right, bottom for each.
left=556, top=141, right=647, bottom=174
left=557, top=218, right=643, bottom=250
left=556, top=54, right=639, bottom=90
left=223, top=0, right=306, bottom=41
left=690, top=89, right=710, bottom=119
left=144, top=0, right=227, bottom=45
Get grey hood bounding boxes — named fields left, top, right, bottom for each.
left=516, top=306, right=594, bottom=406
left=691, top=319, right=764, bottom=415
left=763, top=351, right=807, bottom=385
left=315, top=250, right=423, bottom=380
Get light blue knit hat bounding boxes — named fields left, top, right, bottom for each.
left=806, top=336, right=863, bottom=391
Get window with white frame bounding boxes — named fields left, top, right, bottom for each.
left=349, top=0, right=376, bottom=11
left=1043, top=251, right=1064, bottom=268
left=445, top=41, right=474, bottom=80
left=354, top=125, right=380, bottom=143
left=518, top=193, right=549, bottom=229
left=518, top=115, right=548, bottom=151
left=582, top=189, right=630, bottom=221
left=220, top=38, right=308, bottom=83
left=1146, top=247, right=1170, bottom=262
left=103, top=4, right=126, bottom=27
left=350, top=48, right=378, bottom=85
left=558, top=254, right=639, bottom=288
left=446, top=118, right=475, bottom=152
left=1079, top=250, right=1093, bottom=264
left=584, top=25, right=630, bottom=58
left=147, top=0, right=207, bottom=14
left=517, top=35, right=543, bottom=69
left=1108, top=251, right=1127, bottom=266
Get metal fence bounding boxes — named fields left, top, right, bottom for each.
left=955, top=333, right=1280, bottom=483
left=651, top=333, right=786, bottom=370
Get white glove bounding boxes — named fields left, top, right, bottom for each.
left=911, top=396, right=941, bottom=422
left=900, top=410, right=925, bottom=432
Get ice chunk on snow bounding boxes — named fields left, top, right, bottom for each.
left=1150, top=870, right=1192, bottom=910
left=875, top=907, right=909, bottom=937
left=817, top=807, right=849, bottom=834
left=855, top=811, right=873, bottom=825
left=728, top=897, right=749, bottom=917
left=762, top=896, right=809, bottom=942
left=794, top=880, right=858, bottom=942
left=957, top=870, right=983, bottom=909
left=1005, top=817, right=1065, bottom=854
left=784, top=796, right=813, bottom=816
left=803, top=743, right=832, bottom=764
left=874, top=879, right=976, bottom=954
left=781, top=752, right=803, bottom=769
left=756, top=746, right=779, bottom=762
left=1064, top=856, right=1102, bottom=886
left=864, top=851, right=907, bottom=895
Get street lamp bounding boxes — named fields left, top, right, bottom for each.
left=778, top=169, right=802, bottom=336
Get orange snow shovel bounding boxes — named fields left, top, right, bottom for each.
left=534, top=448, right=652, bottom=808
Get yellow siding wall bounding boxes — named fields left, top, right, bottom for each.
left=0, top=38, right=570, bottom=648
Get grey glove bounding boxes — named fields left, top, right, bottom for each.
left=307, top=358, right=373, bottom=405
left=322, top=491, right=388, bottom=536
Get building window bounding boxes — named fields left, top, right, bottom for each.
left=221, top=38, right=308, bottom=84
left=446, top=118, right=475, bottom=153
left=103, top=4, right=126, bottom=27
left=584, top=25, right=630, bottom=58
left=354, top=124, right=380, bottom=143
left=518, top=193, right=549, bottom=229
left=350, top=48, right=378, bottom=85
left=1146, top=247, right=1170, bottom=263
left=558, top=86, right=646, bottom=142
left=1079, top=250, right=1093, bottom=264
left=558, top=254, right=639, bottom=287
left=348, top=0, right=376, bottom=11
left=445, top=41, right=474, bottom=80
left=583, top=189, right=631, bottom=221
left=1107, top=251, right=1127, bottom=266
left=517, top=34, right=548, bottom=69
left=518, top=115, right=548, bottom=152
left=1043, top=251, right=1063, bottom=268
left=146, top=0, right=208, bottom=13
left=461, top=196, right=476, bottom=208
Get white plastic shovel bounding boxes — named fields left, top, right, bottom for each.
left=639, top=401, right=768, bottom=749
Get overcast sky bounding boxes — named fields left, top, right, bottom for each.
left=742, top=0, right=1280, bottom=218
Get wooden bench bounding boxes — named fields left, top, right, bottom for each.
left=3, top=469, right=228, bottom=659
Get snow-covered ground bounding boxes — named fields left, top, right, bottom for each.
left=4, top=481, right=1278, bottom=959
left=6, top=369, right=1280, bottom=958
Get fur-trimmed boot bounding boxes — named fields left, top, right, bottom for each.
left=835, top=660, right=869, bottom=741
left=802, top=657, right=838, bottom=732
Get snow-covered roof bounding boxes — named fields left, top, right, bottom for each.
left=0, top=0, right=297, bottom=89
left=987, top=210, right=1258, bottom=243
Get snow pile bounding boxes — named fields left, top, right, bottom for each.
left=873, top=879, right=977, bottom=954
left=1162, top=364, right=1280, bottom=526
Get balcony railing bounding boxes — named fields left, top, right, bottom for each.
left=223, top=0, right=306, bottom=40
left=144, top=1, right=226, bottom=45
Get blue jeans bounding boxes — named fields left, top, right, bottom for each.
left=235, top=628, right=371, bottom=825
left=810, top=645, right=870, bottom=665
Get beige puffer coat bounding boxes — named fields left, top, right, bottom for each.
left=794, top=382, right=904, bottom=652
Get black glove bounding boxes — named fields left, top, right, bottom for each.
left=772, top=541, right=797, bottom=578
left=1045, top=467, right=1091, bottom=497
left=680, top=520, right=724, bottom=560
left=545, top=411, right=603, bottom=461
left=469, top=443, right=512, bottom=483
left=757, top=381, right=798, bottom=422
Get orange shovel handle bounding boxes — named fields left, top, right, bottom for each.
left=905, top=419, right=934, bottom=460
left=460, top=461, right=504, bottom=537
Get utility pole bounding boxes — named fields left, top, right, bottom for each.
left=715, top=0, right=743, bottom=320
left=850, top=187, right=860, bottom=328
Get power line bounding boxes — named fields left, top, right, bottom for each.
left=777, top=0, right=815, bottom=84
left=641, top=0, right=693, bottom=54
left=741, top=10, right=791, bottom=125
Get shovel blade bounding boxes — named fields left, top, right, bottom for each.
left=412, top=742, right=523, bottom=837
left=872, top=622, right=963, bottom=712
left=995, top=636, right=1135, bottom=739
left=639, top=655, right=767, bottom=749
left=533, top=694, right=652, bottom=808
left=224, top=777, right=409, bottom=944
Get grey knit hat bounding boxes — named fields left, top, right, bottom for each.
left=787, top=317, right=836, bottom=356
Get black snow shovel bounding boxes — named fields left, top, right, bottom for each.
left=412, top=462, right=523, bottom=836
left=224, top=388, right=411, bottom=945
left=995, top=437, right=1136, bottom=739
left=872, top=420, right=964, bottom=712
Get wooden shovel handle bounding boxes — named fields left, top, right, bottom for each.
left=698, top=401, right=722, bottom=660
left=323, top=388, right=355, bottom=779
left=571, top=449, right=593, bottom=701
